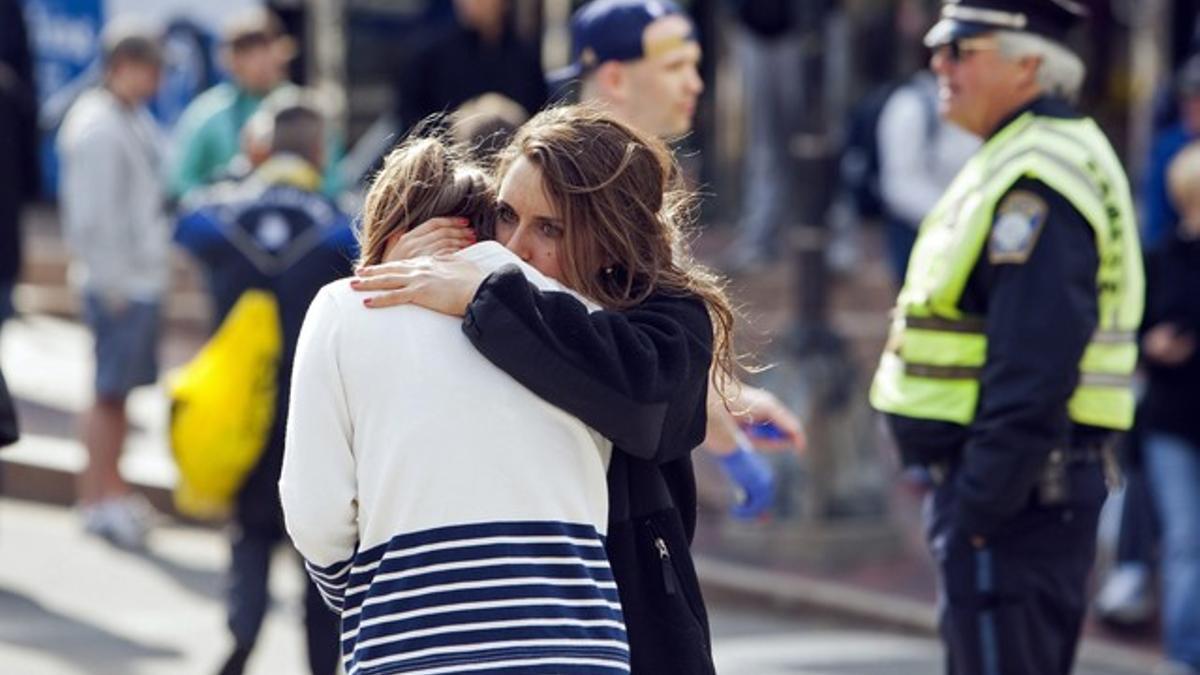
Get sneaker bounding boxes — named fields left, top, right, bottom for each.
left=80, top=503, right=107, bottom=536
left=1094, top=563, right=1155, bottom=626
left=116, top=492, right=161, bottom=530
left=85, top=497, right=150, bottom=550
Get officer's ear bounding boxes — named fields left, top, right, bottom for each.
left=592, top=61, right=629, bottom=103
left=1014, top=54, right=1043, bottom=91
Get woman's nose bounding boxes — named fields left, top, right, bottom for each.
left=505, top=226, right=532, bottom=261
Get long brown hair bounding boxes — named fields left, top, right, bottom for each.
left=495, top=105, right=742, bottom=401
left=357, top=137, right=495, bottom=267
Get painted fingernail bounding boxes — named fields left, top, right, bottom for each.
left=363, top=297, right=372, bottom=306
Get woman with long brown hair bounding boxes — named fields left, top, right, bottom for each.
left=353, top=104, right=733, bottom=674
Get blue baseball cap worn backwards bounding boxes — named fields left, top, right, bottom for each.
left=553, top=0, right=695, bottom=81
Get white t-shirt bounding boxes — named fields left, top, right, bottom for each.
left=877, top=72, right=981, bottom=228
left=280, top=242, right=628, bottom=674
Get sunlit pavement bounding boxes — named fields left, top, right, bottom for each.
left=709, top=595, right=1147, bottom=675
left=0, top=498, right=308, bottom=675
left=0, top=496, right=1150, bottom=675
left=0, top=306, right=1159, bottom=674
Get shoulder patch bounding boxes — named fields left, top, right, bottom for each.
left=988, top=190, right=1049, bottom=265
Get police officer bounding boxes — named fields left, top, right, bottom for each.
left=869, top=2, right=1144, bottom=674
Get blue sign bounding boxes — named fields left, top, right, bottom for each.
left=21, top=0, right=224, bottom=197
left=23, top=0, right=103, bottom=196
left=152, top=18, right=216, bottom=128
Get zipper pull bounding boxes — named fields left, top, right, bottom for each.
left=655, top=536, right=678, bottom=596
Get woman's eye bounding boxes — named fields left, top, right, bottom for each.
left=497, top=205, right=516, bottom=223
left=539, top=222, right=563, bottom=239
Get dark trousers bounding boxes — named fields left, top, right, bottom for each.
left=1114, top=429, right=1159, bottom=566
left=924, top=463, right=1107, bottom=675
left=228, top=443, right=340, bottom=675
left=885, top=217, right=919, bottom=287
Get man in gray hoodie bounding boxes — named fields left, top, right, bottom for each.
left=57, top=22, right=166, bottom=549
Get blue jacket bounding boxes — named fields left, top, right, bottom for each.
left=1141, top=123, right=1194, bottom=250
left=175, top=155, right=357, bottom=477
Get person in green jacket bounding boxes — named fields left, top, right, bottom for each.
left=169, top=8, right=341, bottom=201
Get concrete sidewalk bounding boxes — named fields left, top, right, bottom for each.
left=0, top=498, right=312, bottom=675
left=689, top=515, right=1162, bottom=675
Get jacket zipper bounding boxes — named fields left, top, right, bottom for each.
left=647, top=521, right=678, bottom=596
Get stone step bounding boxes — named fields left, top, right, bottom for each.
left=16, top=204, right=213, bottom=331
left=13, top=282, right=212, bottom=333
left=1, top=313, right=205, bottom=519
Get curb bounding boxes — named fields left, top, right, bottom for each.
left=1, top=435, right=178, bottom=519
left=694, top=554, right=1161, bottom=674
left=1, top=449, right=1164, bottom=674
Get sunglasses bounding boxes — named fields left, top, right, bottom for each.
left=936, top=37, right=999, bottom=63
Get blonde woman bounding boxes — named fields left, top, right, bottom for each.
left=281, top=138, right=629, bottom=674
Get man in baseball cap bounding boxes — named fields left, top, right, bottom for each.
left=555, top=0, right=703, bottom=138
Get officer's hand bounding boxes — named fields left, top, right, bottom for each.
left=969, top=535, right=987, bottom=549
left=1143, top=323, right=1196, bottom=366
left=381, top=217, right=477, bottom=262
left=352, top=254, right=485, bottom=317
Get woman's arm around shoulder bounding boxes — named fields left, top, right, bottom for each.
left=463, top=266, right=713, bottom=463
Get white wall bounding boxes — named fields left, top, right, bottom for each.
left=104, top=0, right=262, bottom=33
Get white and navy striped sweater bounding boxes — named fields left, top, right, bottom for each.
left=281, top=243, right=627, bottom=674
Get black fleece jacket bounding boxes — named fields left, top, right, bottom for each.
left=462, top=266, right=717, bottom=675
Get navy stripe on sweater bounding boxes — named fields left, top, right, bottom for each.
left=304, top=520, right=627, bottom=675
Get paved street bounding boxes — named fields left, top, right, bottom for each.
left=0, top=497, right=1148, bottom=675
left=0, top=497, right=970, bottom=674
left=709, top=594, right=1145, bottom=675
left=0, top=497, right=308, bottom=674
left=0, top=304, right=1155, bottom=674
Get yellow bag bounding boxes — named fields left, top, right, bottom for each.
left=168, top=289, right=281, bottom=520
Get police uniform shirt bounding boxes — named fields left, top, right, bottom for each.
left=887, top=96, right=1111, bottom=537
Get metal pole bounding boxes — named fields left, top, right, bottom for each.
left=1126, top=0, right=1170, bottom=184
left=306, top=0, right=348, bottom=138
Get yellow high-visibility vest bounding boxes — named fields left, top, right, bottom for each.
left=870, top=111, right=1144, bottom=430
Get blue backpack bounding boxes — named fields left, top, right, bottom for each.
left=839, top=82, right=901, bottom=221
left=840, top=77, right=939, bottom=221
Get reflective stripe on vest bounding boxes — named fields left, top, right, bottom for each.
left=870, top=112, right=1144, bottom=430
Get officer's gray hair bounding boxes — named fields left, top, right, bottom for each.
left=994, top=30, right=1086, bottom=103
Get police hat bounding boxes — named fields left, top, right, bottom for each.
left=924, top=0, right=1089, bottom=48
